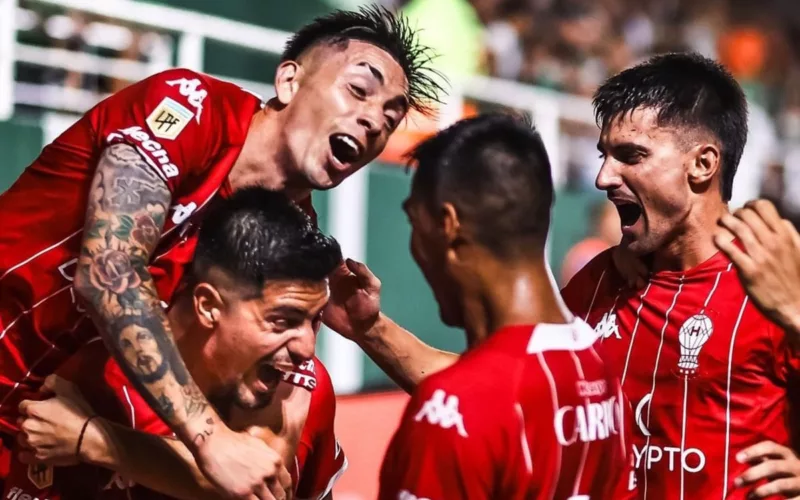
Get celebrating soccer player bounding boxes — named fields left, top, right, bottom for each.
left=365, top=114, right=630, bottom=499
left=323, top=53, right=800, bottom=499
left=0, top=6, right=442, bottom=497
left=13, top=188, right=345, bottom=500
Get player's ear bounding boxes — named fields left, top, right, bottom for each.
left=193, top=283, right=223, bottom=329
left=441, top=202, right=462, bottom=250
left=688, top=142, right=721, bottom=191
left=274, top=60, right=301, bottom=106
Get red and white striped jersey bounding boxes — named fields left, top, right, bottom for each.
left=562, top=248, right=800, bottom=500
left=378, top=321, right=633, bottom=500
left=0, top=68, right=262, bottom=435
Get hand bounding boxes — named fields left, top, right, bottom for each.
left=612, top=245, right=648, bottom=289
left=716, top=200, right=800, bottom=338
left=735, top=440, right=800, bottom=498
left=17, top=375, right=94, bottom=466
left=323, top=258, right=382, bottom=341
left=194, top=423, right=293, bottom=500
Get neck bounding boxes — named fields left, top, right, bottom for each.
left=460, top=255, right=572, bottom=348
left=228, top=102, right=295, bottom=194
left=652, top=197, right=729, bottom=272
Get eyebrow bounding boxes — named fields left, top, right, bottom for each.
left=269, top=305, right=308, bottom=318
left=357, top=61, right=384, bottom=85
left=598, top=141, right=648, bottom=154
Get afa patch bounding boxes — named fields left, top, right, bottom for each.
left=146, top=97, right=194, bottom=140
left=27, top=463, right=53, bottom=489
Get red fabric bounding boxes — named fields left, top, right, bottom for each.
left=379, top=322, right=632, bottom=500
left=0, top=68, right=261, bottom=435
left=3, top=340, right=345, bottom=499
left=561, top=247, right=797, bottom=499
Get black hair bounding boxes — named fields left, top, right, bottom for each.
left=281, top=5, right=445, bottom=114
left=593, top=52, right=748, bottom=201
left=407, top=113, right=554, bottom=258
left=191, top=187, right=342, bottom=298
left=111, top=313, right=189, bottom=386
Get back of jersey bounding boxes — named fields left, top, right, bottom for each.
left=515, top=320, right=632, bottom=499
left=378, top=319, right=633, bottom=500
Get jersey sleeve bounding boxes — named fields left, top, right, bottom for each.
left=294, top=362, right=347, bottom=500
left=378, top=378, right=495, bottom=500
left=96, top=68, right=218, bottom=194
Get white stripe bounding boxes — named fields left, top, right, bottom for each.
left=722, top=296, right=748, bottom=499
left=643, top=277, right=684, bottom=500
left=299, top=454, right=349, bottom=500
left=0, top=229, right=82, bottom=283
left=584, top=269, right=607, bottom=321
left=702, top=267, right=728, bottom=311
left=122, top=385, right=136, bottom=429
left=537, top=352, right=560, bottom=500
left=569, top=350, right=589, bottom=497
left=0, top=285, right=72, bottom=340
left=679, top=376, right=688, bottom=500
left=515, top=403, right=533, bottom=475
left=621, top=282, right=652, bottom=386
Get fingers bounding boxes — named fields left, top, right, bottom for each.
left=748, top=477, right=800, bottom=498
left=719, top=213, right=764, bottom=262
left=345, top=258, right=381, bottom=292
left=735, top=206, right=773, bottom=245
left=714, top=231, right=754, bottom=276
left=738, top=441, right=794, bottom=463
left=744, top=200, right=783, bottom=234
left=736, top=459, right=794, bottom=486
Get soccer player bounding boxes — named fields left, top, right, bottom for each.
left=322, top=53, right=799, bottom=499
left=12, top=187, right=344, bottom=499
left=373, top=114, right=630, bottom=499
left=0, top=6, right=442, bottom=496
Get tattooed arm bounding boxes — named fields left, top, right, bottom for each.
left=72, top=144, right=291, bottom=499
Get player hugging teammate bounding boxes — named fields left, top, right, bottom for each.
left=4, top=2, right=800, bottom=499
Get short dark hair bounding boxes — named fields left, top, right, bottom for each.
left=593, top=52, right=748, bottom=201
left=407, top=113, right=554, bottom=258
left=281, top=5, right=445, bottom=114
left=191, top=188, right=342, bottom=298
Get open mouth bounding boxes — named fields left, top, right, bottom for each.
left=329, top=133, right=363, bottom=166
left=615, top=201, right=643, bottom=228
left=257, top=364, right=286, bottom=393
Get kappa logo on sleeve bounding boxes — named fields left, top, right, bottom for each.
left=146, top=97, right=194, bottom=140
left=413, top=389, right=468, bottom=437
left=166, top=78, right=207, bottom=122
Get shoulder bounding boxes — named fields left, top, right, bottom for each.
left=561, top=247, right=616, bottom=312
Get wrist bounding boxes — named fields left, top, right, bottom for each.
left=355, top=312, right=389, bottom=345
left=81, top=417, right=111, bottom=467
left=180, top=411, right=225, bottom=455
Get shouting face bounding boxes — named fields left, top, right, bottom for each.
left=196, top=279, right=329, bottom=418
left=277, top=40, right=409, bottom=190
left=596, top=108, right=700, bottom=255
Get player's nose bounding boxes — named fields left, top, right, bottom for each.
left=287, top=325, right=316, bottom=364
left=595, top=160, right=622, bottom=192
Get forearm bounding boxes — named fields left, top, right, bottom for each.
left=83, top=417, right=221, bottom=500
left=357, top=313, right=459, bottom=393
left=74, top=143, right=217, bottom=447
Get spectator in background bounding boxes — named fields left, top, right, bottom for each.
left=560, top=198, right=620, bottom=284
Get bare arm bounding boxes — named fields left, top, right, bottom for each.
left=83, top=418, right=222, bottom=500
left=356, top=314, right=459, bottom=393
left=72, top=144, right=217, bottom=450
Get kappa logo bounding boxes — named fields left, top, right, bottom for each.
left=166, top=78, right=207, bottom=122
left=413, top=389, right=468, bottom=438
left=677, top=314, right=713, bottom=375
left=594, top=311, right=621, bottom=340
left=27, top=463, right=53, bottom=490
